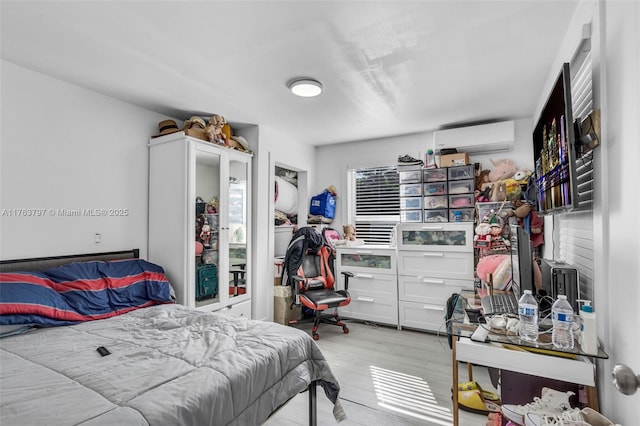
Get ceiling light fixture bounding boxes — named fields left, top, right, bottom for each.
left=287, top=78, right=323, bottom=97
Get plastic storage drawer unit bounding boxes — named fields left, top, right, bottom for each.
left=423, top=168, right=448, bottom=183
left=447, top=164, right=474, bottom=181
left=449, top=194, right=475, bottom=209
left=448, top=179, right=474, bottom=194
left=400, top=197, right=423, bottom=210
left=423, top=209, right=448, bottom=223
left=424, top=195, right=448, bottom=210
left=400, top=183, right=422, bottom=197
left=423, top=181, right=447, bottom=196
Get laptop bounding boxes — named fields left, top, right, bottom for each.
left=481, top=283, right=519, bottom=315
left=480, top=225, right=534, bottom=316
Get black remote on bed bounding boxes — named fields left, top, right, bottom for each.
left=96, top=346, right=111, bottom=357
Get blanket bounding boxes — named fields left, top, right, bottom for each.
left=0, top=259, right=174, bottom=327
left=0, top=304, right=344, bottom=425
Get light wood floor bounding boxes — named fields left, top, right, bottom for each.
left=263, top=319, right=495, bottom=426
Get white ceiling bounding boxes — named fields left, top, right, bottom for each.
left=1, top=1, right=578, bottom=146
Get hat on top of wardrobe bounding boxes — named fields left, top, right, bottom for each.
left=153, top=119, right=180, bottom=138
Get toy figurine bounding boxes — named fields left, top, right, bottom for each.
left=200, top=220, right=212, bottom=247
left=206, top=114, right=228, bottom=145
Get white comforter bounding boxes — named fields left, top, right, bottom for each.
left=0, top=304, right=343, bottom=425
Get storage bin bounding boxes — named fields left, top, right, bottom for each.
left=400, top=197, right=423, bottom=210
left=423, top=195, right=448, bottom=210
left=447, top=164, right=475, bottom=181
left=399, top=170, right=423, bottom=184
left=449, top=194, right=475, bottom=209
left=449, top=208, right=475, bottom=222
left=400, top=210, right=423, bottom=222
left=423, top=168, right=448, bottom=183
left=423, top=209, right=448, bottom=223
left=476, top=201, right=512, bottom=223
left=448, top=179, right=474, bottom=194
left=423, top=181, right=447, bottom=196
left=400, top=183, right=422, bottom=197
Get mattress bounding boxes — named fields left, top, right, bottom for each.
left=0, top=304, right=344, bottom=425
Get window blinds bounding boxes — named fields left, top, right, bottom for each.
left=557, top=34, right=594, bottom=301
left=348, top=165, right=400, bottom=244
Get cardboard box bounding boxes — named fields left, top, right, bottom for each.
left=439, top=152, right=469, bottom=167
left=274, top=285, right=301, bottom=325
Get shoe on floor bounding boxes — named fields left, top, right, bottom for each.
left=501, top=387, right=575, bottom=425
left=458, top=389, right=501, bottom=415
left=525, top=406, right=614, bottom=426
left=458, top=380, right=501, bottom=402
left=397, top=154, right=423, bottom=165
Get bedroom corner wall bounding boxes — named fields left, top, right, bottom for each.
left=0, top=61, right=167, bottom=260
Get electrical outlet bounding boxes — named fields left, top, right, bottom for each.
left=95, top=233, right=101, bottom=243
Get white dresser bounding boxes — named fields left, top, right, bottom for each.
left=335, top=245, right=398, bottom=327
left=396, top=223, right=474, bottom=332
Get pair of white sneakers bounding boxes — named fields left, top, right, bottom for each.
left=501, top=387, right=614, bottom=426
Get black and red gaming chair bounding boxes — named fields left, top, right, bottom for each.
left=283, top=227, right=352, bottom=340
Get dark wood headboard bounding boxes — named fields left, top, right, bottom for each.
left=0, top=249, right=140, bottom=273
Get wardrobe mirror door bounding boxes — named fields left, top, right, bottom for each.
left=228, top=159, right=248, bottom=298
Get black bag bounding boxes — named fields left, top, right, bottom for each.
left=196, top=263, right=218, bottom=301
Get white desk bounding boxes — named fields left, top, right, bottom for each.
left=451, top=333, right=601, bottom=426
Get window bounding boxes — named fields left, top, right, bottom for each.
left=347, top=165, right=400, bottom=244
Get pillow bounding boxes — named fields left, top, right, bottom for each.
left=0, top=258, right=174, bottom=327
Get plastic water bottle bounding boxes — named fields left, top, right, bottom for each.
left=552, top=295, right=575, bottom=350
left=518, top=289, right=539, bottom=342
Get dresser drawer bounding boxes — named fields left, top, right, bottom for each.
left=340, top=272, right=397, bottom=299
left=398, top=276, right=473, bottom=304
left=337, top=248, right=396, bottom=275
left=398, top=251, right=474, bottom=279
left=341, top=294, right=398, bottom=326
left=397, top=223, right=473, bottom=252
left=398, top=300, right=446, bottom=332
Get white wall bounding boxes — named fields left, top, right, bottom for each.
left=251, top=125, right=316, bottom=321
left=315, top=118, right=534, bottom=234
left=0, top=61, right=166, bottom=260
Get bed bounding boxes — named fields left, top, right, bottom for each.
left=0, top=249, right=345, bottom=425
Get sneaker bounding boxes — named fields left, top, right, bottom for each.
left=525, top=408, right=588, bottom=426
left=525, top=407, right=614, bottom=426
left=580, top=408, right=615, bottom=426
left=501, top=387, right=575, bottom=425
left=397, top=154, right=423, bottom=166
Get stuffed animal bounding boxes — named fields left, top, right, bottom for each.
left=512, top=200, right=544, bottom=249
left=206, top=114, right=228, bottom=145
left=476, top=254, right=512, bottom=291
left=343, top=224, right=356, bottom=241
left=488, top=159, right=517, bottom=182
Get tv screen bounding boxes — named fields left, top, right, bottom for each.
left=532, top=63, right=578, bottom=214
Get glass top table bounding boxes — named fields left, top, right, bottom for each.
left=451, top=290, right=609, bottom=359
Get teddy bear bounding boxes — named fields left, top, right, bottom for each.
left=343, top=224, right=356, bottom=241
left=511, top=200, right=544, bottom=250
left=206, top=114, right=228, bottom=146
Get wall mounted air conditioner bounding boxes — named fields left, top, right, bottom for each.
left=433, top=120, right=515, bottom=154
